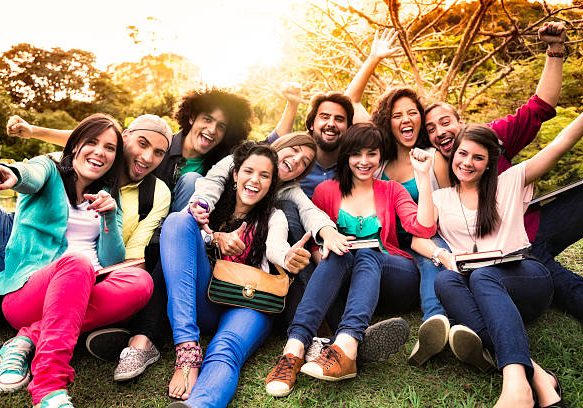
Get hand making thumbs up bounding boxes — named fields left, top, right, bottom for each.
left=214, top=222, right=248, bottom=257
left=284, top=231, right=312, bottom=274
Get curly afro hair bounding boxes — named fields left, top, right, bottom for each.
left=175, top=88, right=253, bottom=170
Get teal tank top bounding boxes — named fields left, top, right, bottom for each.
left=337, top=209, right=386, bottom=253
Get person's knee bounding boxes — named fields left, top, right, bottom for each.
left=124, top=269, right=155, bottom=303
left=175, top=172, right=202, bottom=191
left=434, top=270, right=458, bottom=296
left=58, top=253, right=96, bottom=281
left=162, top=211, right=197, bottom=238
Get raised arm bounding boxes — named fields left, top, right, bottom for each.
left=535, top=22, right=566, bottom=108
left=525, top=111, right=583, bottom=185
left=6, top=115, right=72, bottom=146
left=410, top=148, right=435, bottom=228
left=345, top=29, right=399, bottom=124
left=273, top=82, right=303, bottom=138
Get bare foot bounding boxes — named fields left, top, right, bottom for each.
left=494, top=364, right=534, bottom=408
left=168, top=341, right=202, bottom=400
left=168, top=365, right=199, bottom=400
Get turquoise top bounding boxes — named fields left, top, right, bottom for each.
left=0, top=156, right=125, bottom=295
left=337, top=209, right=386, bottom=253
left=179, top=156, right=206, bottom=177
left=380, top=173, right=418, bottom=246
left=380, top=173, right=419, bottom=202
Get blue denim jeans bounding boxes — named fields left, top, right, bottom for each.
left=434, top=259, right=553, bottom=379
left=279, top=199, right=323, bottom=329
left=410, top=235, right=450, bottom=321
left=161, top=212, right=272, bottom=408
left=532, top=182, right=583, bottom=323
left=288, top=249, right=417, bottom=349
left=171, top=172, right=203, bottom=213
left=0, top=208, right=14, bottom=272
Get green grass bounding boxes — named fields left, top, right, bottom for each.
left=1, top=242, right=581, bottom=407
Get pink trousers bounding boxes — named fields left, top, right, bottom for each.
left=2, top=253, right=153, bottom=404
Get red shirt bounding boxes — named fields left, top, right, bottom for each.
left=312, top=179, right=436, bottom=259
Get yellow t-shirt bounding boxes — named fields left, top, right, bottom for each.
left=120, top=177, right=171, bottom=260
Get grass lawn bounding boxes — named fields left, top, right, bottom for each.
left=1, top=242, right=581, bottom=407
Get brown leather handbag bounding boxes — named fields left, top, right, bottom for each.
left=207, top=247, right=290, bottom=314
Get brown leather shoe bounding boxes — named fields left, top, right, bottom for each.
left=265, top=354, right=304, bottom=397
left=300, top=344, right=357, bottom=381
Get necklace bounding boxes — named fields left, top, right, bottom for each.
left=457, top=188, right=478, bottom=253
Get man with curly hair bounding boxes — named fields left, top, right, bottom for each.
left=158, top=88, right=252, bottom=212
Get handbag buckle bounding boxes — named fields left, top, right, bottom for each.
left=242, top=285, right=256, bottom=299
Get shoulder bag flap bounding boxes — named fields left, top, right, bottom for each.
left=212, top=260, right=290, bottom=297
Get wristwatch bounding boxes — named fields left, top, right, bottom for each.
left=203, top=232, right=214, bottom=246
left=431, top=247, right=448, bottom=267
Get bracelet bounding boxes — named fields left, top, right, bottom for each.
left=546, top=49, right=564, bottom=59
left=431, top=247, right=448, bottom=267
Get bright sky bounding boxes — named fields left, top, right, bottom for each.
left=1, top=0, right=303, bottom=86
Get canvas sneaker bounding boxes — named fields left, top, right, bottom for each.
left=304, top=337, right=331, bottom=363
left=448, top=324, right=496, bottom=372
left=113, top=345, right=161, bottom=381
left=408, top=314, right=450, bottom=366
left=265, top=353, right=304, bottom=397
left=85, top=328, right=131, bottom=362
left=300, top=344, right=357, bottom=381
left=0, top=335, right=33, bottom=392
left=35, top=389, right=74, bottom=408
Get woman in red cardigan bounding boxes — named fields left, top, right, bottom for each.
left=264, top=122, right=435, bottom=397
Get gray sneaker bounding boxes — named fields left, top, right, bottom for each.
left=305, top=337, right=331, bottom=363
left=358, top=317, right=410, bottom=363
left=113, top=346, right=161, bottom=381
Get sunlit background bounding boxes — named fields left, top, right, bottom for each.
left=1, top=0, right=305, bottom=86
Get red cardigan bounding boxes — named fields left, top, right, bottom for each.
left=312, top=179, right=436, bottom=259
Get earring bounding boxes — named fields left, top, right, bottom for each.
left=233, top=182, right=237, bottom=191
left=486, top=166, right=490, bottom=170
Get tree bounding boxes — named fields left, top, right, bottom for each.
left=0, top=43, right=132, bottom=121
left=109, top=53, right=201, bottom=98
left=288, top=0, right=582, bottom=113
left=0, top=44, right=100, bottom=111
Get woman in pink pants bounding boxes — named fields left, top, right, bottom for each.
left=0, top=114, right=153, bottom=408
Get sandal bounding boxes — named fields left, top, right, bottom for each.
left=171, top=343, right=203, bottom=399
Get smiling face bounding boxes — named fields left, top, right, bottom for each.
left=185, top=108, right=228, bottom=157
left=233, top=153, right=275, bottom=215
left=310, top=101, right=348, bottom=152
left=72, top=128, right=118, bottom=188
left=390, top=97, right=422, bottom=149
left=123, top=129, right=168, bottom=182
left=425, top=105, right=464, bottom=158
left=348, top=147, right=381, bottom=183
left=276, top=144, right=316, bottom=181
left=452, top=139, right=489, bottom=187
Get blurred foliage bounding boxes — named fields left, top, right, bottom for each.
left=0, top=0, right=581, bottom=193
left=517, top=107, right=583, bottom=195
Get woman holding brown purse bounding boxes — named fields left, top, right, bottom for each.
left=162, top=142, right=311, bottom=407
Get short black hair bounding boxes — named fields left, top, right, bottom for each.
left=335, top=123, right=384, bottom=197
left=305, top=92, right=354, bottom=133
